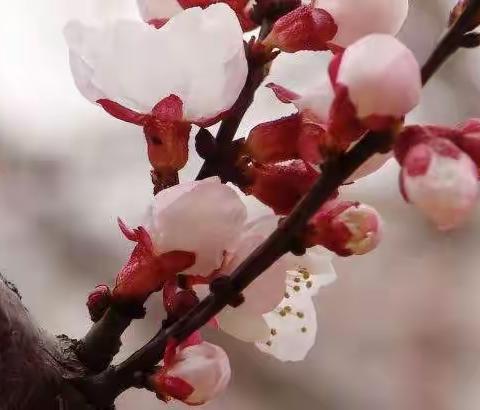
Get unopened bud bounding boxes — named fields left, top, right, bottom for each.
left=401, top=138, right=479, bottom=231
left=87, top=285, right=111, bottom=322
left=306, top=201, right=383, bottom=256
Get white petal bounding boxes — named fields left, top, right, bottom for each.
left=223, top=216, right=289, bottom=315
left=217, top=307, right=270, bottom=343
left=256, top=291, right=318, bottom=362
left=137, top=0, right=183, bottom=21
left=337, top=34, right=421, bottom=119
left=293, top=77, right=334, bottom=123
left=311, top=0, right=409, bottom=48
left=64, top=4, right=247, bottom=120
left=146, top=177, right=247, bottom=276
left=169, top=342, right=231, bottom=405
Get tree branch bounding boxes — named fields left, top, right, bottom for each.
left=0, top=274, right=90, bottom=410
left=74, top=1, right=480, bottom=407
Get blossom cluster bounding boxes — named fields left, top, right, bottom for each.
left=66, top=0, right=479, bottom=406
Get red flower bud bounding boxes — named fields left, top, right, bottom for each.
left=305, top=201, right=383, bottom=256
left=86, top=285, right=111, bottom=322
left=244, top=160, right=320, bottom=215
left=457, top=119, right=480, bottom=172
left=263, top=5, right=337, bottom=53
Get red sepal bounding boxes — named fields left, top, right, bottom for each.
left=245, top=160, right=320, bottom=215
left=97, top=99, right=147, bottom=125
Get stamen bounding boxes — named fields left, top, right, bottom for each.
left=301, top=327, right=307, bottom=333
left=266, top=341, right=272, bottom=346
left=271, top=328, right=277, bottom=336
left=297, top=312, right=305, bottom=319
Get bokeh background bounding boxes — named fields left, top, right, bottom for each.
left=2, top=0, right=480, bottom=409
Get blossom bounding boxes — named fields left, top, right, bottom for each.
left=149, top=342, right=231, bottom=405
left=137, top=0, right=257, bottom=31
left=145, top=177, right=247, bottom=277
left=206, top=215, right=337, bottom=361
left=304, top=0, right=409, bottom=49
left=64, top=4, right=247, bottom=174
left=305, top=200, right=383, bottom=256
left=329, top=34, right=421, bottom=144
left=263, top=4, right=337, bottom=52
left=400, top=138, right=479, bottom=231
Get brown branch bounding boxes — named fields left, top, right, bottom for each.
left=0, top=274, right=90, bottom=410
left=421, top=0, right=480, bottom=84
left=73, top=1, right=480, bottom=407
left=196, top=19, right=275, bottom=181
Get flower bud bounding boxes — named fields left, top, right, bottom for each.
left=244, top=160, right=320, bottom=215
left=401, top=138, right=479, bottom=231
left=149, top=342, right=231, bottom=405
left=306, top=201, right=383, bottom=256
left=86, top=285, right=111, bottom=322
left=330, top=34, right=421, bottom=141
left=263, top=5, right=337, bottom=52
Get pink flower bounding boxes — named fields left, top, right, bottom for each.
left=305, top=200, right=383, bottom=256
left=263, top=4, right=338, bottom=52
left=305, top=0, right=409, bottom=49
left=456, top=119, right=480, bottom=171
left=145, top=177, right=247, bottom=277
left=149, top=342, right=231, bottom=405
left=64, top=5, right=247, bottom=174
left=329, top=34, right=421, bottom=143
left=400, top=138, right=479, bottom=231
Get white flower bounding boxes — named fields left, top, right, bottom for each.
left=64, top=4, right=247, bottom=123
left=145, top=177, right=247, bottom=276
left=308, top=0, right=409, bottom=48
left=336, top=34, right=421, bottom=120
left=213, top=215, right=336, bottom=362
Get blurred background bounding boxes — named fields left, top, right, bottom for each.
left=1, top=0, right=480, bottom=409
